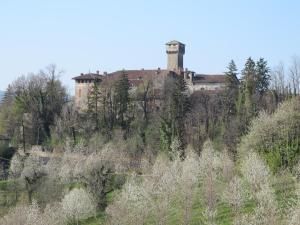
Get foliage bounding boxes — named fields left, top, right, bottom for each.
left=239, top=97, right=300, bottom=172
left=160, top=76, right=190, bottom=157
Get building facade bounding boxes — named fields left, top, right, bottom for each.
left=73, top=41, right=227, bottom=109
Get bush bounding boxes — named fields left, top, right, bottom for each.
left=239, top=97, right=300, bottom=172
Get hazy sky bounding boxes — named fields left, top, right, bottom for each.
left=1, top=0, right=300, bottom=93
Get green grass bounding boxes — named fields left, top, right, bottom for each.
left=80, top=212, right=106, bottom=225
left=0, top=170, right=298, bottom=225
left=0, top=180, right=28, bottom=216
left=0, top=180, right=12, bottom=191
left=79, top=173, right=297, bottom=225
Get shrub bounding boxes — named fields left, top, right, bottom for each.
left=239, top=97, right=300, bottom=172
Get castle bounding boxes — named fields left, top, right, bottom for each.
left=73, top=41, right=227, bottom=109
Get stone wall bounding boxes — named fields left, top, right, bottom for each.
left=75, top=81, right=94, bottom=110
left=188, top=83, right=226, bottom=92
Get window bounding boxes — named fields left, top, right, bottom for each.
left=78, top=89, right=82, bottom=98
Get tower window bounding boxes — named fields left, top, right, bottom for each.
left=78, top=89, right=82, bottom=98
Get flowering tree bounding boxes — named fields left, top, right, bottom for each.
left=241, top=151, right=269, bottom=194
left=222, top=176, right=245, bottom=216
left=61, top=188, right=96, bottom=225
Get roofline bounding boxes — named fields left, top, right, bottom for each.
left=72, top=74, right=104, bottom=80
left=166, top=40, right=185, bottom=46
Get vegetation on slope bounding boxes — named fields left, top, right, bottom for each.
left=1, top=57, right=300, bottom=224
left=239, top=97, right=300, bottom=172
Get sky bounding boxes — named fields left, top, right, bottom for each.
left=1, top=0, right=300, bottom=94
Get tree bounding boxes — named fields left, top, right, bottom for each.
left=0, top=85, right=21, bottom=139
left=225, top=60, right=239, bottom=90
left=115, top=71, right=130, bottom=128
left=240, top=57, right=257, bottom=119
left=20, top=154, right=46, bottom=203
left=199, top=141, right=220, bottom=223
left=222, top=60, right=240, bottom=152
left=178, top=152, right=200, bottom=225
left=52, top=102, right=79, bottom=144
left=106, top=178, right=151, bottom=225
left=222, top=176, right=245, bottom=216
left=160, top=76, right=190, bottom=158
left=61, top=188, right=96, bottom=225
left=289, top=55, right=300, bottom=96
left=239, top=97, right=300, bottom=172
left=136, top=78, right=154, bottom=125
left=241, top=151, right=269, bottom=193
left=87, top=78, right=102, bottom=131
left=256, top=58, right=270, bottom=95
left=11, top=65, right=68, bottom=145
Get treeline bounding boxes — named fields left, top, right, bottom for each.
left=0, top=56, right=299, bottom=166
left=0, top=58, right=300, bottom=224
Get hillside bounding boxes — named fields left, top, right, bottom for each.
left=0, top=62, right=300, bottom=225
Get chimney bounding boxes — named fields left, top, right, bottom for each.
left=80, top=73, right=84, bottom=76
left=96, top=70, right=100, bottom=75
left=157, top=67, right=161, bottom=74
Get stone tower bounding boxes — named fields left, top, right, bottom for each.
left=166, top=40, right=185, bottom=71
left=72, top=72, right=103, bottom=110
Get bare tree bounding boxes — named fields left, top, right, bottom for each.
left=271, top=62, right=285, bottom=96
left=289, top=55, right=300, bottom=96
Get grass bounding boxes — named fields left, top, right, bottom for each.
left=0, top=179, right=27, bottom=216
left=78, top=172, right=298, bottom=225
left=0, top=170, right=297, bottom=225
left=80, top=212, right=106, bottom=225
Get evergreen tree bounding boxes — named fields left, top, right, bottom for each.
left=87, top=78, right=102, bottom=131
left=115, top=71, right=130, bottom=128
left=2, top=85, right=14, bottom=105
left=160, top=76, right=190, bottom=158
left=240, top=57, right=256, bottom=119
left=255, top=58, right=270, bottom=95
left=224, top=60, right=239, bottom=117
left=222, top=60, right=240, bottom=152
left=225, top=60, right=239, bottom=89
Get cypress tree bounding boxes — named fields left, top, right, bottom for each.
left=241, top=57, right=256, bottom=119
left=87, top=78, right=102, bottom=131
left=160, top=76, right=190, bottom=158
left=115, top=71, right=130, bottom=128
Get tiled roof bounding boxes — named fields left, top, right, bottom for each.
left=107, top=69, right=172, bottom=86
left=166, top=40, right=185, bottom=45
left=109, top=69, right=170, bottom=78
left=193, top=74, right=227, bottom=84
left=72, top=73, right=104, bottom=80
